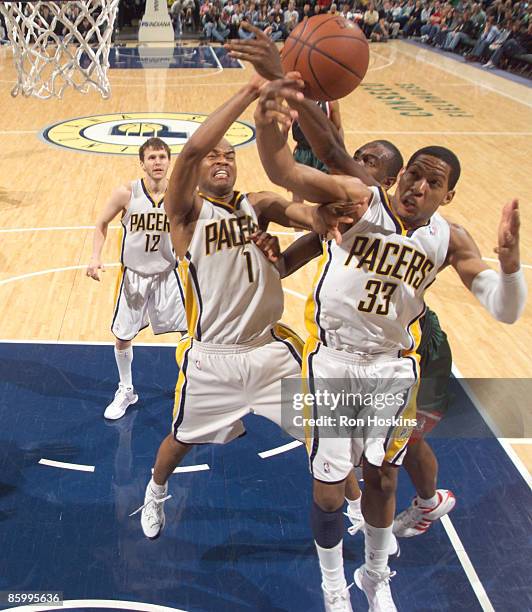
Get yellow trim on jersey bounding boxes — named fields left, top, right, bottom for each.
left=198, top=190, right=241, bottom=212
left=178, top=259, right=200, bottom=339
left=172, top=336, right=193, bottom=421
left=383, top=314, right=423, bottom=463
left=302, top=336, right=320, bottom=455
left=304, top=241, right=330, bottom=341
left=384, top=379, right=419, bottom=464
left=402, top=316, right=423, bottom=369
left=113, top=265, right=125, bottom=304
left=273, top=322, right=304, bottom=358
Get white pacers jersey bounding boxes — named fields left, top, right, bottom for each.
left=179, top=191, right=284, bottom=344
left=120, top=179, right=176, bottom=275
left=305, top=186, right=450, bottom=355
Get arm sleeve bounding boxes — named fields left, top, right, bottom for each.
left=470, top=268, right=527, bottom=324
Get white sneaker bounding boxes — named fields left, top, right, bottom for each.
left=393, top=489, right=456, bottom=538
left=345, top=504, right=365, bottom=536
left=322, top=582, right=353, bottom=612
left=104, top=384, right=138, bottom=420
left=354, top=565, right=397, bottom=612
left=130, top=482, right=171, bottom=539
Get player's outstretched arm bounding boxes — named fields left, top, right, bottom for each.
left=290, top=99, right=378, bottom=184
left=226, top=26, right=374, bottom=183
left=251, top=230, right=322, bottom=278
left=251, top=191, right=355, bottom=244
left=166, top=75, right=264, bottom=228
left=446, top=199, right=527, bottom=323
left=86, top=184, right=131, bottom=281
left=254, top=81, right=372, bottom=210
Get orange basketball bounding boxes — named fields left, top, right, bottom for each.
left=281, top=15, right=370, bottom=101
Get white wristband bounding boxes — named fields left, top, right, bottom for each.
left=470, top=268, right=527, bottom=324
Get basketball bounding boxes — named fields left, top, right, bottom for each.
left=281, top=15, right=370, bottom=101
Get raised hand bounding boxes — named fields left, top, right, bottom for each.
left=495, top=198, right=521, bottom=273
left=254, top=74, right=304, bottom=129
left=225, top=23, right=284, bottom=81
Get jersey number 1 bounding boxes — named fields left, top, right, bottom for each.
left=243, top=251, right=254, bottom=283
left=145, top=234, right=161, bottom=252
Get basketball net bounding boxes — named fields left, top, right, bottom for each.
left=0, top=0, right=119, bottom=99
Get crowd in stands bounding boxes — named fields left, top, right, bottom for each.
left=158, top=0, right=531, bottom=72
left=1, top=0, right=529, bottom=76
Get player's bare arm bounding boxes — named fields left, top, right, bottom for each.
left=87, top=184, right=132, bottom=281
left=254, top=81, right=372, bottom=213
left=225, top=25, right=373, bottom=183
left=252, top=230, right=322, bottom=278
left=249, top=191, right=355, bottom=241
left=445, top=199, right=527, bottom=323
left=329, top=100, right=344, bottom=141
left=165, top=75, right=264, bottom=257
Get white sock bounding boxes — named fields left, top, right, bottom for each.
left=364, top=523, right=392, bottom=574
left=315, top=540, right=347, bottom=592
left=417, top=492, right=439, bottom=509
left=346, top=495, right=362, bottom=515
left=149, top=477, right=167, bottom=497
left=115, top=346, right=133, bottom=388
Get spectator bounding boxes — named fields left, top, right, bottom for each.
left=371, top=17, right=390, bottom=40
left=363, top=2, right=380, bottom=36
left=284, top=1, right=299, bottom=26
left=402, top=1, right=426, bottom=37
left=470, top=2, right=486, bottom=30
left=432, top=7, right=460, bottom=46
left=170, top=0, right=183, bottom=36
left=300, top=3, right=313, bottom=21
left=420, top=2, right=447, bottom=42
left=443, top=9, right=478, bottom=51
left=340, top=2, right=355, bottom=21
left=484, top=21, right=532, bottom=67
left=465, top=14, right=501, bottom=61
left=265, top=11, right=284, bottom=40
left=203, top=7, right=230, bottom=42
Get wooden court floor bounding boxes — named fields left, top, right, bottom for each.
left=0, top=40, right=530, bottom=470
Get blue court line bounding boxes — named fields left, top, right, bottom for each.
left=0, top=343, right=530, bottom=611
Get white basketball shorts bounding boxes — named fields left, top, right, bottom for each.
left=303, top=338, right=419, bottom=483
left=111, top=266, right=187, bottom=341
left=171, top=324, right=303, bottom=444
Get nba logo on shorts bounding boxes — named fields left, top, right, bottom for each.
left=323, top=462, right=330, bottom=474
left=429, top=225, right=436, bottom=236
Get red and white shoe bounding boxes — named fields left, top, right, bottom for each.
left=393, top=489, right=456, bottom=538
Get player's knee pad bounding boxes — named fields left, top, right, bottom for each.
left=310, top=501, right=344, bottom=549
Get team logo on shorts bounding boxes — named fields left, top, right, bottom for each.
left=41, top=112, right=256, bottom=156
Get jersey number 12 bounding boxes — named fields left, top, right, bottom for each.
left=145, top=234, right=161, bottom=252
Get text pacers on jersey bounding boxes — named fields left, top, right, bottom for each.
left=129, top=211, right=170, bottom=233
left=204, top=214, right=258, bottom=255
left=345, top=235, right=434, bottom=290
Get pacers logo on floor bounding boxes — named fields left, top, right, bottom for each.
left=41, top=112, right=256, bottom=155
